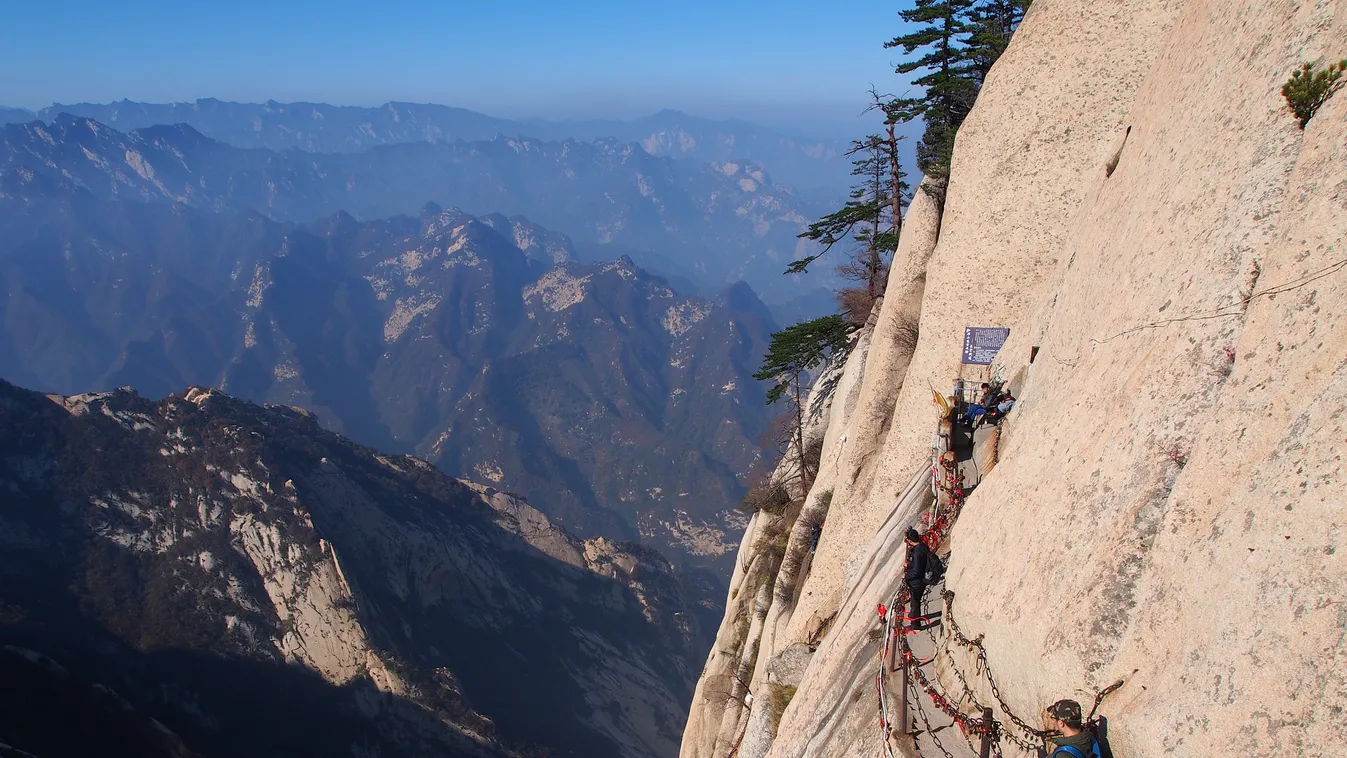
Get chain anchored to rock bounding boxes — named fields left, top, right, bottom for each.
left=939, top=588, right=1126, bottom=755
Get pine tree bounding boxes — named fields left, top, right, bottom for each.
left=837, top=136, right=907, bottom=322
left=963, top=0, right=1031, bottom=85
left=778, top=0, right=1034, bottom=333
left=790, top=132, right=908, bottom=323
left=885, top=0, right=979, bottom=183
left=752, top=315, right=852, bottom=483
left=872, top=86, right=911, bottom=257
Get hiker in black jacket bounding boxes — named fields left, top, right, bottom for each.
left=1045, top=699, right=1100, bottom=758
left=903, top=528, right=931, bottom=628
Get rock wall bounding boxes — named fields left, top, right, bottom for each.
left=682, top=1, right=1346, bottom=756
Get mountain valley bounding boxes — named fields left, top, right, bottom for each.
left=0, top=114, right=833, bottom=306
left=3, top=51, right=873, bottom=758
left=0, top=181, right=775, bottom=586
left=5, top=2, right=1347, bottom=758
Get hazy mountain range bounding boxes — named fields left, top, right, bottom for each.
left=0, top=96, right=815, bottom=758
left=0, top=99, right=849, bottom=191
left=0, top=174, right=773, bottom=580
left=1, top=114, right=837, bottom=310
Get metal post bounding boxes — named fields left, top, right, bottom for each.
left=978, top=706, right=994, bottom=758
left=898, top=638, right=910, bottom=734
left=887, top=626, right=899, bottom=672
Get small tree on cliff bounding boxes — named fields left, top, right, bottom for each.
left=792, top=134, right=908, bottom=323
left=753, top=315, right=852, bottom=486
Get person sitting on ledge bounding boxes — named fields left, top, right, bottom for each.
left=981, top=393, right=1016, bottom=426
left=1045, top=699, right=1099, bottom=758
left=962, top=382, right=998, bottom=426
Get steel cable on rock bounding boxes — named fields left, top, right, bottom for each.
left=876, top=599, right=900, bottom=758
left=1089, top=256, right=1347, bottom=345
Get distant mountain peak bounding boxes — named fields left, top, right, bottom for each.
left=0, top=111, right=835, bottom=311
left=316, top=209, right=360, bottom=236
left=717, top=280, right=776, bottom=326
left=132, top=121, right=213, bottom=146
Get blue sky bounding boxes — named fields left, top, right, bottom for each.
left=0, top=0, right=921, bottom=137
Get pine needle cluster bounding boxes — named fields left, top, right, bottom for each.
left=1282, top=59, right=1347, bottom=129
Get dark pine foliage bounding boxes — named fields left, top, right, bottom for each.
left=752, top=316, right=852, bottom=484
left=884, top=0, right=1032, bottom=188
left=794, top=135, right=909, bottom=323
left=753, top=316, right=852, bottom=408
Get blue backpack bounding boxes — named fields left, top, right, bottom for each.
left=1052, top=743, right=1100, bottom=758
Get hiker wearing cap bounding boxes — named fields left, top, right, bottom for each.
left=902, top=528, right=931, bottom=628
left=1045, top=699, right=1099, bottom=758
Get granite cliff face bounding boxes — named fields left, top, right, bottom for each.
left=0, top=381, right=697, bottom=758
left=683, top=1, right=1346, bottom=757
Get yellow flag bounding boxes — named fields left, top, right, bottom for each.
left=932, top=388, right=951, bottom=418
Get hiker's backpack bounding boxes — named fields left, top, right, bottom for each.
left=924, top=551, right=946, bottom=584
left=1051, top=717, right=1114, bottom=758
left=1090, top=716, right=1115, bottom=758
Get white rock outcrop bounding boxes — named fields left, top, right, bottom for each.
left=683, top=2, right=1346, bottom=757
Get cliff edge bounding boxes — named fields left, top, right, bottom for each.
left=683, top=1, right=1346, bottom=756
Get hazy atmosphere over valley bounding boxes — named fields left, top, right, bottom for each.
left=2, top=2, right=1344, bottom=758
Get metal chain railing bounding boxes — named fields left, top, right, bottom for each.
left=922, top=453, right=967, bottom=549
left=942, top=642, right=985, bottom=713
left=940, top=588, right=1126, bottom=755
left=871, top=409, right=1125, bottom=758
left=922, top=622, right=986, bottom=758
left=941, top=589, right=1056, bottom=752
left=875, top=445, right=971, bottom=758
left=909, top=675, right=959, bottom=758
left=876, top=498, right=1124, bottom=756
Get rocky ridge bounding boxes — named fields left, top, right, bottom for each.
left=682, top=2, right=1346, bottom=757
left=3, top=100, right=848, bottom=190
left=0, top=191, right=773, bottom=580
left=0, top=380, right=696, bottom=758
left=0, top=115, right=826, bottom=301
